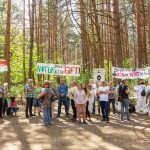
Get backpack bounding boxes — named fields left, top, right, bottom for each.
left=141, top=86, right=146, bottom=96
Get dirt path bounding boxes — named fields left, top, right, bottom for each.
left=0, top=106, right=150, bottom=150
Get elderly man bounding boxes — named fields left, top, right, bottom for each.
left=25, top=79, right=36, bottom=118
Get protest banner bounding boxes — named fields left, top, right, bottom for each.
left=37, top=63, right=80, bottom=76
left=112, top=67, right=149, bottom=79
left=94, top=68, right=105, bottom=83
left=0, top=60, right=8, bottom=72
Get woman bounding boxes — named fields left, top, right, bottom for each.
left=74, top=84, right=87, bottom=124
left=39, top=81, right=53, bottom=126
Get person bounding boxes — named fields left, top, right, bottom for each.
left=87, top=84, right=95, bottom=121
left=98, top=81, right=109, bottom=123
left=33, top=81, right=42, bottom=116
left=39, top=81, right=54, bottom=126
left=89, top=79, right=97, bottom=114
left=68, top=81, right=78, bottom=122
left=0, top=84, right=4, bottom=118
left=10, top=97, right=19, bottom=116
left=134, top=80, right=147, bottom=114
left=57, top=78, right=69, bottom=118
left=74, top=83, right=87, bottom=124
left=108, top=82, right=116, bottom=116
left=25, top=79, right=36, bottom=118
left=119, top=79, right=130, bottom=121
left=116, top=80, right=122, bottom=112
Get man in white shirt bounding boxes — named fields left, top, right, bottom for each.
left=98, top=81, right=109, bottom=123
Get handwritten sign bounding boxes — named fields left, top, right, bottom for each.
left=37, top=63, right=80, bottom=76
left=112, top=67, right=149, bottom=79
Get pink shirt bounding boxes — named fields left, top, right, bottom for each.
left=74, top=89, right=86, bottom=104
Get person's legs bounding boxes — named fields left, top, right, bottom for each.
left=100, top=101, right=105, bottom=120
left=82, top=104, right=86, bottom=122
left=71, top=99, right=77, bottom=119
left=3, top=99, right=8, bottom=116
left=62, top=96, right=69, bottom=117
left=50, top=101, right=52, bottom=118
left=104, top=101, right=109, bottom=121
left=98, top=99, right=101, bottom=114
left=47, top=108, right=51, bottom=124
left=57, top=97, right=62, bottom=117
left=136, top=98, right=142, bottom=113
left=25, top=97, right=30, bottom=117
left=92, top=99, right=95, bottom=114
left=43, top=107, right=47, bottom=125
left=67, top=96, right=70, bottom=114
left=86, top=101, right=90, bottom=119
left=88, top=102, right=93, bottom=114
left=142, top=98, right=148, bottom=113
left=112, top=99, right=116, bottom=114
left=0, top=98, right=3, bottom=118
left=29, top=98, right=34, bottom=116
left=120, top=100, right=125, bottom=120
left=76, top=104, right=81, bottom=122
left=124, top=99, right=130, bottom=120
left=108, top=99, right=111, bottom=115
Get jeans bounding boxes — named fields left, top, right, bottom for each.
left=43, top=107, right=51, bottom=125
left=67, top=96, right=70, bottom=114
left=100, top=101, right=109, bottom=120
left=109, top=99, right=116, bottom=114
left=86, top=101, right=90, bottom=118
left=25, top=97, right=34, bottom=117
left=71, top=99, right=77, bottom=119
left=58, top=96, right=69, bottom=117
left=120, top=98, right=130, bottom=120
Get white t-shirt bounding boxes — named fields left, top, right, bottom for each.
left=98, top=86, right=109, bottom=101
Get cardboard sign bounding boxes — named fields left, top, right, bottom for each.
left=37, top=63, right=80, bottom=76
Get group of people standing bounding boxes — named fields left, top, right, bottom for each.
left=25, top=78, right=123, bottom=126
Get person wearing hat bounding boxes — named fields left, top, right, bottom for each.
left=25, top=79, right=36, bottom=118
left=39, top=81, right=54, bottom=126
left=98, top=81, right=110, bottom=123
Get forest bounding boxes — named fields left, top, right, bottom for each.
left=0, top=0, right=150, bottom=94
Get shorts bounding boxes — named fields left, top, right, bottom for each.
left=33, top=99, right=40, bottom=107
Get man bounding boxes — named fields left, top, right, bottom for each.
left=57, top=78, right=69, bottom=118
left=134, top=80, right=147, bottom=114
left=108, top=82, right=116, bottom=116
left=68, top=81, right=78, bottom=122
left=0, top=84, right=4, bottom=118
left=25, top=79, right=35, bottom=118
left=119, top=79, right=130, bottom=121
left=98, top=81, right=109, bottom=123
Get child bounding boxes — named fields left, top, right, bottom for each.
left=10, top=97, right=18, bottom=116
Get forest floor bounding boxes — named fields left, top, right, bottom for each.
left=0, top=103, right=150, bottom=150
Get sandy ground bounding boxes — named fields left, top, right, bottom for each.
left=0, top=104, right=150, bottom=150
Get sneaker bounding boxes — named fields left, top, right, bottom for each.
left=66, top=115, right=69, bottom=119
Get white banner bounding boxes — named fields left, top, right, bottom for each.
left=94, top=68, right=105, bottom=83
left=37, top=63, right=80, bottom=76
left=0, top=60, right=8, bottom=72
left=112, top=67, right=150, bottom=79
